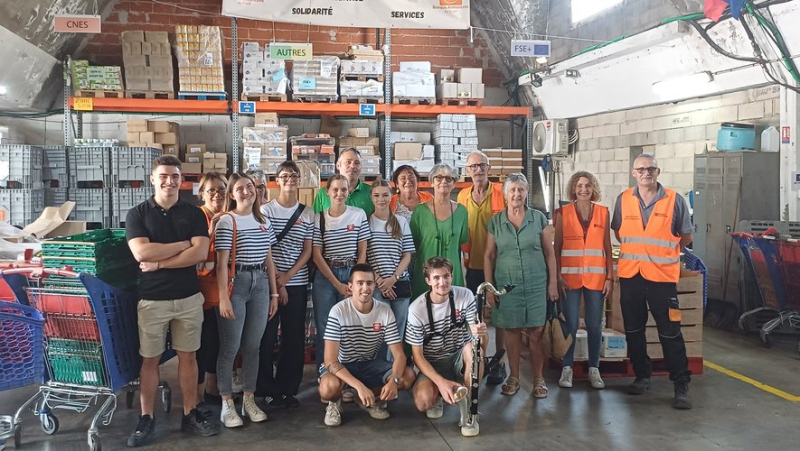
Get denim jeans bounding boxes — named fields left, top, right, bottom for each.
left=373, top=286, right=410, bottom=362
left=313, top=267, right=352, bottom=367
left=561, top=287, right=605, bottom=368
left=216, top=269, right=270, bottom=396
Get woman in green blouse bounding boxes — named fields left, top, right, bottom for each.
left=410, top=163, right=469, bottom=299
left=484, top=173, right=559, bottom=398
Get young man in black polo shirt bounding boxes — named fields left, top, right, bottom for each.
left=125, top=156, right=220, bottom=447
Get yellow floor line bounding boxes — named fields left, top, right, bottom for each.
left=704, top=360, right=800, bottom=402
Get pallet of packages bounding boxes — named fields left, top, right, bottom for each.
left=241, top=42, right=289, bottom=101
left=174, top=25, right=226, bottom=98
left=120, top=30, right=175, bottom=97
left=291, top=56, right=340, bottom=102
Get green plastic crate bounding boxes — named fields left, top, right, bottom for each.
left=41, top=229, right=128, bottom=258
left=47, top=339, right=105, bottom=386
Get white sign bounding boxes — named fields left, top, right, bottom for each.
left=510, top=40, right=551, bottom=58
left=222, top=0, right=470, bottom=29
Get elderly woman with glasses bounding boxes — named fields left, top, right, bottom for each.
left=245, top=168, right=269, bottom=205
left=409, top=164, right=469, bottom=299
left=391, top=164, right=433, bottom=222
left=484, top=173, right=559, bottom=398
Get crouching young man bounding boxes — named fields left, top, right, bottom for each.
left=318, top=263, right=416, bottom=426
left=406, top=257, right=489, bottom=437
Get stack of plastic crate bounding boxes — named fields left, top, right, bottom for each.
left=111, top=147, right=159, bottom=227
left=0, top=145, right=45, bottom=227
left=42, top=145, right=70, bottom=207
left=68, top=147, right=113, bottom=229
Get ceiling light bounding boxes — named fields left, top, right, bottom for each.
left=652, top=71, right=714, bottom=99
left=0, top=86, right=7, bottom=95
left=536, top=56, right=548, bottom=64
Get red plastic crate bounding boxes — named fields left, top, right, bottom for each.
left=37, top=292, right=93, bottom=316
left=43, top=314, right=100, bottom=341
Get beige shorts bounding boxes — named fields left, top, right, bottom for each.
left=137, top=292, right=204, bottom=358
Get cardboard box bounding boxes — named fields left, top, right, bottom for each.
left=163, top=145, right=179, bottom=156
left=298, top=188, right=316, bottom=207
left=181, top=162, right=203, bottom=173
left=440, top=69, right=455, bottom=83
left=127, top=120, right=149, bottom=132
left=339, top=137, right=380, bottom=149
left=121, top=31, right=145, bottom=42
left=471, top=83, right=485, bottom=99
left=677, top=270, right=704, bottom=294
left=347, top=128, right=370, bottom=138
left=399, top=61, right=431, bottom=73
left=255, top=113, right=279, bottom=125
left=573, top=330, right=588, bottom=360
left=155, top=132, right=179, bottom=145
left=148, top=121, right=176, bottom=133
left=600, top=330, right=628, bottom=358
left=438, top=83, right=458, bottom=98
left=186, top=144, right=206, bottom=154
left=185, top=156, right=202, bottom=163
left=138, top=132, right=155, bottom=144
left=457, top=67, right=483, bottom=83
left=394, top=142, right=423, bottom=160
left=126, top=132, right=141, bottom=144
left=483, top=149, right=504, bottom=158
left=456, top=83, right=472, bottom=98
left=145, top=31, right=169, bottom=42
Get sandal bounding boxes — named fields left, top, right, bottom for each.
left=533, top=377, right=548, bottom=399
left=501, top=377, right=520, bottom=396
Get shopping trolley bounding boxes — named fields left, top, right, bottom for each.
left=734, top=233, right=784, bottom=333
left=765, top=239, right=800, bottom=351
left=2, top=267, right=140, bottom=451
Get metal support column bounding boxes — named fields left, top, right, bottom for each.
left=63, top=59, right=71, bottom=146
left=76, top=112, right=83, bottom=139
left=526, top=107, right=535, bottom=208
left=231, top=17, right=240, bottom=171
left=383, top=29, right=392, bottom=178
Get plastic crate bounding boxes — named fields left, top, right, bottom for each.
left=683, top=249, right=708, bottom=308
left=0, top=189, right=45, bottom=227
left=46, top=339, right=105, bottom=386
left=69, top=188, right=111, bottom=229
left=0, top=144, right=44, bottom=189
left=42, top=314, right=100, bottom=341
left=111, top=188, right=151, bottom=227
left=68, top=147, right=111, bottom=188
left=111, top=147, right=162, bottom=188
left=42, top=145, right=69, bottom=188
left=0, top=302, right=46, bottom=391
left=45, top=188, right=69, bottom=207
left=42, top=228, right=127, bottom=258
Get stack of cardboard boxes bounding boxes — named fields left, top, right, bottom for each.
left=435, top=114, right=478, bottom=176
left=120, top=31, right=174, bottom=94
left=203, top=152, right=227, bottom=174
left=71, top=60, right=123, bottom=94
left=291, top=56, right=340, bottom=101
left=242, top=113, right=289, bottom=173
left=125, top=120, right=180, bottom=155
left=341, top=128, right=380, bottom=175
left=393, top=61, right=436, bottom=102
left=174, top=25, right=225, bottom=93
left=339, top=45, right=384, bottom=101
left=483, top=148, right=524, bottom=179
left=437, top=68, right=485, bottom=102
left=391, top=132, right=435, bottom=175
left=290, top=134, right=336, bottom=176
left=241, top=42, right=289, bottom=99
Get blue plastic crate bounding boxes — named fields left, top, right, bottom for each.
left=683, top=249, right=708, bottom=308
left=0, top=302, right=46, bottom=391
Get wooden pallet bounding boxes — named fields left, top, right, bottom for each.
left=393, top=97, right=436, bottom=105
left=293, top=95, right=338, bottom=103
left=550, top=356, right=704, bottom=378
left=241, top=93, right=287, bottom=102
left=440, top=97, right=485, bottom=107
left=73, top=90, right=124, bottom=99
left=340, top=96, right=384, bottom=105
left=177, top=91, right=227, bottom=100
left=125, top=90, right=175, bottom=100
left=340, top=74, right=385, bottom=82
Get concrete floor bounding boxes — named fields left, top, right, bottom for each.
left=2, top=327, right=799, bottom=451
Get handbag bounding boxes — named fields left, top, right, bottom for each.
left=391, top=279, right=412, bottom=299
left=199, top=213, right=236, bottom=308
left=541, top=300, right=574, bottom=360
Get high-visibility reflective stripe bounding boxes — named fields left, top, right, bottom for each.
left=561, top=250, right=585, bottom=257
left=618, top=253, right=680, bottom=265
left=619, top=237, right=678, bottom=248
left=561, top=266, right=606, bottom=275
left=561, top=249, right=606, bottom=257
left=584, top=249, right=606, bottom=257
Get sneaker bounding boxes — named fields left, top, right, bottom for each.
left=283, top=395, right=300, bottom=408
left=358, top=400, right=390, bottom=420
left=486, top=362, right=507, bottom=386
left=627, top=377, right=651, bottom=395
left=265, top=396, right=285, bottom=408
left=204, top=391, right=222, bottom=406
left=181, top=409, right=220, bottom=437
left=231, top=373, right=244, bottom=394
left=220, top=399, right=243, bottom=428
left=324, top=400, right=342, bottom=427
left=558, top=366, right=573, bottom=388
left=126, top=414, right=155, bottom=447
left=426, top=397, right=443, bottom=419
left=341, top=389, right=355, bottom=404
left=673, top=378, right=692, bottom=410
left=242, top=394, right=268, bottom=422
left=588, top=367, right=605, bottom=390
left=460, top=416, right=479, bottom=437
left=196, top=402, right=215, bottom=418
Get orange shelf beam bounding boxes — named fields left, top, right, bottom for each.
left=388, top=104, right=530, bottom=119
left=69, top=97, right=229, bottom=114
left=252, top=101, right=386, bottom=116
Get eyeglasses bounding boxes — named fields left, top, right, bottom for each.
left=254, top=185, right=266, bottom=192
left=633, top=167, right=659, bottom=174
left=278, top=173, right=300, bottom=181
left=433, top=175, right=456, bottom=183
left=204, top=188, right=226, bottom=196
left=466, top=163, right=488, bottom=171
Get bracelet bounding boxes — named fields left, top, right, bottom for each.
left=270, top=294, right=279, bottom=297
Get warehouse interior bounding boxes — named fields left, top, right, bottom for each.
left=1, top=0, right=800, bottom=450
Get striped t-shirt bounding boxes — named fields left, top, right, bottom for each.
left=313, top=206, right=371, bottom=260
left=405, top=286, right=477, bottom=362
left=215, top=213, right=276, bottom=265
left=261, top=200, right=314, bottom=286
left=367, top=215, right=415, bottom=279
left=324, top=298, right=401, bottom=363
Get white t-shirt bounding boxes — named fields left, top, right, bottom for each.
left=313, top=206, right=371, bottom=260
left=405, top=286, right=477, bottom=362
left=324, top=298, right=401, bottom=363
left=215, top=213, right=276, bottom=265
left=261, top=200, right=314, bottom=286
left=367, top=215, right=415, bottom=279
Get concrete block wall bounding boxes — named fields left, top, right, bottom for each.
left=559, top=86, right=781, bottom=211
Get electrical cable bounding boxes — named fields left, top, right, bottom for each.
left=738, top=6, right=800, bottom=93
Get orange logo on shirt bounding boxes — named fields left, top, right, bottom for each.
left=440, top=0, right=462, bottom=5
left=372, top=323, right=382, bottom=332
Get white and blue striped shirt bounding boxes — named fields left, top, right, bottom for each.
left=313, top=206, right=371, bottom=260
left=405, top=286, right=477, bottom=362
left=324, top=298, right=401, bottom=363
left=261, top=201, right=314, bottom=286
left=215, top=213, right=276, bottom=266
left=367, top=215, right=415, bottom=279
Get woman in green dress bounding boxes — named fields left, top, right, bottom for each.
left=410, top=163, right=469, bottom=299
left=484, top=173, right=559, bottom=398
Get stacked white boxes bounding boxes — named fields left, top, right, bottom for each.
left=434, top=114, right=478, bottom=176
left=392, top=61, right=436, bottom=103
left=241, top=42, right=289, bottom=98
left=437, top=67, right=485, bottom=101
left=340, top=45, right=384, bottom=101
left=390, top=131, right=435, bottom=175
left=292, top=56, right=340, bottom=101
left=242, top=113, right=289, bottom=172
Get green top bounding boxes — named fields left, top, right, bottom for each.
left=486, top=208, right=549, bottom=328
left=409, top=202, right=469, bottom=299
left=312, top=179, right=374, bottom=215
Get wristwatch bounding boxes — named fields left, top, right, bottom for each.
left=392, top=376, right=401, bottom=385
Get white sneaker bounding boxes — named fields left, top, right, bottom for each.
left=324, top=400, right=342, bottom=427
left=426, top=397, right=443, bottom=419
left=341, top=389, right=355, bottom=404
left=559, top=366, right=573, bottom=388
left=231, top=371, right=244, bottom=394
left=358, top=400, right=390, bottom=420
left=220, top=399, right=243, bottom=428
left=588, top=367, right=605, bottom=389
left=241, top=394, right=267, bottom=422
left=460, top=416, right=479, bottom=437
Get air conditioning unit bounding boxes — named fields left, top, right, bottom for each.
left=531, top=119, right=569, bottom=157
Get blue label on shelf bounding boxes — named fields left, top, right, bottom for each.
left=239, top=101, right=256, bottom=115
left=299, top=77, right=316, bottom=90
left=359, top=104, right=376, bottom=116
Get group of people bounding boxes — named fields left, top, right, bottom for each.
left=124, top=148, right=695, bottom=447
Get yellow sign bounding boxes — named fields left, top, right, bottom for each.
left=73, top=97, right=94, bottom=111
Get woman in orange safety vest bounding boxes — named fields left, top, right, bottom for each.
left=554, top=171, right=614, bottom=391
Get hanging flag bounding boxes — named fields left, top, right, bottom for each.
left=727, top=0, right=746, bottom=19
left=705, top=0, right=727, bottom=22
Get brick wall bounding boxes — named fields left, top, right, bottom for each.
left=80, top=0, right=503, bottom=87
left=560, top=86, right=781, bottom=219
